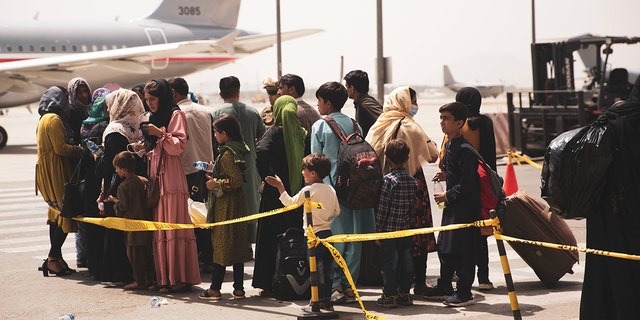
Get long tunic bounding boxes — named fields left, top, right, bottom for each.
left=208, top=149, right=251, bottom=266
left=150, top=110, right=201, bottom=286
left=438, top=136, right=481, bottom=255
left=35, top=113, right=81, bottom=233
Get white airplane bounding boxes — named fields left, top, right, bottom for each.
left=0, top=0, right=320, bottom=149
left=443, top=65, right=505, bottom=98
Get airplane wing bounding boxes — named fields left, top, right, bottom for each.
left=0, top=29, right=322, bottom=91
left=234, top=29, right=322, bottom=54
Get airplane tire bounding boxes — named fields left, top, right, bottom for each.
left=0, top=126, right=7, bottom=149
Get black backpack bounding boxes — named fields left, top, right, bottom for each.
left=272, top=228, right=310, bottom=300
left=323, top=116, right=383, bottom=210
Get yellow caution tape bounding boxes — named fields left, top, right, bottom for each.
left=507, top=150, right=542, bottom=171
left=495, top=233, right=640, bottom=261
left=73, top=202, right=323, bottom=231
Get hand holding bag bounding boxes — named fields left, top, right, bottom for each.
left=146, top=151, right=164, bottom=209
left=60, top=158, right=85, bottom=218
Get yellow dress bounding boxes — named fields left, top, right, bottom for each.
left=35, top=113, right=82, bottom=233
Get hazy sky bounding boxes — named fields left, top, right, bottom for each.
left=4, top=0, right=640, bottom=94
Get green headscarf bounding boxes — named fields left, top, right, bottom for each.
left=273, top=95, right=307, bottom=194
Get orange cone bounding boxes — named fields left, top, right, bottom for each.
left=503, top=161, right=519, bottom=196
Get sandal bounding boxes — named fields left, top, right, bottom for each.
left=199, top=289, right=222, bottom=300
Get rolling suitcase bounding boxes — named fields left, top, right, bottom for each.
left=502, top=191, right=579, bottom=288
left=272, top=228, right=311, bottom=300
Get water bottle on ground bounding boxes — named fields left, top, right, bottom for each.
left=150, top=296, right=160, bottom=307
left=192, top=161, right=214, bottom=173
left=433, top=178, right=446, bottom=209
left=84, top=139, right=103, bottom=157
left=58, top=313, right=75, bottom=320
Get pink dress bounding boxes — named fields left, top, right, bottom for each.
left=150, top=110, right=201, bottom=286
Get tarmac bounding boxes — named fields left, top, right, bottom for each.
left=0, top=104, right=586, bottom=320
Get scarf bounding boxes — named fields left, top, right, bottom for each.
left=456, top=87, right=483, bottom=129
left=67, top=77, right=92, bottom=119
left=213, top=140, right=249, bottom=177
left=37, top=86, right=74, bottom=144
left=273, top=95, right=307, bottom=194
left=365, top=86, right=438, bottom=175
left=82, top=88, right=110, bottom=125
left=148, top=78, right=180, bottom=129
left=103, top=89, right=145, bottom=143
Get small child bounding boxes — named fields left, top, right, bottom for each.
left=375, top=139, right=417, bottom=308
left=107, top=151, right=155, bottom=290
left=265, top=152, right=340, bottom=311
left=199, top=113, right=252, bottom=300
left=424, top=102, right=480, bottom=307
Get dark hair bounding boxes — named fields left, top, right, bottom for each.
left=280, top=74, right=305, bottom=96
left=168, top=77, right=189, bottom=96
left=385, top=139, right=410, bottom=165
left=219, top=76, right=240, bottom=99
left=409, top=87, right=416, bottom=101
left=343, top=70, right=369, bottom=94
left=315, top=81, right=348, bottom=111
left=213, top=113, right=243, bottom=141
left=439, top=102, right=468, bottom=123
left=302, top=153, right=331, bottom=179
left=112, top=151, right=136, bottom=172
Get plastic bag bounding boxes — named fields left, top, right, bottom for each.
left=541, top=120, right=613, bottom=219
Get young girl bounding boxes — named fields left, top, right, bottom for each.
left=199, top=114, right=252, bottom=300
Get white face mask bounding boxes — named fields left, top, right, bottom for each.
left=410, top=104, right=419, bottom=116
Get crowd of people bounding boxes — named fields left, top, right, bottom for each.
left=32, top=70, right=495, bottom=309
left=36, top=69, right=634, bottom=317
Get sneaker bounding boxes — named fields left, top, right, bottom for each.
left=443, top=293, right=475, bottom=307
left=478, top=282, right=494, bottom=291
left=395, top=293, right=413, bottom=306
left=302, top=299, right=335, bottom=312
left=423, top=285, right=454, bottom=300
left=376, top=294, right=398, bottom=308
left=330, top=287, right=346, bottom=304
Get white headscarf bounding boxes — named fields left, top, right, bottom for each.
left=365, top=86, right=438, bottom=175
left=102, top=89, right=145, bottom=143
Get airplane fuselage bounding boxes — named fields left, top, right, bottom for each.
left=0, top=20, right=246, bottom=107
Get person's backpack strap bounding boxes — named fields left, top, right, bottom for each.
left=323, top=115, right=347, bottom=141
left=461, top=143, right=486, bottom=164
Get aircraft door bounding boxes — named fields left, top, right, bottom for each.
left=144, top=28, right=169, bottom=69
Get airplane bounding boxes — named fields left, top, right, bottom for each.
left=0, top=0, right=321, bottom=149
left=443, top=65, right=505, bottom=98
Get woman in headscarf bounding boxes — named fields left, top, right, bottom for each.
left=142, top=79, right=200, bottom=292
left=67, top=77, right=92, bottom=145
left=365, top=86, right=439, bottom=295
left=252, top=95, right=307, bottom=296
left=74, top=87, right=111, bottom=271
left=35, top=86, right=83, bottom=276
left=93, top=89, right=145, bottom=283
left=80, top=87, right=110, bottom=140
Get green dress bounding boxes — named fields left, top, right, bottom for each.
left=207, top=142, right=252, bottom=266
